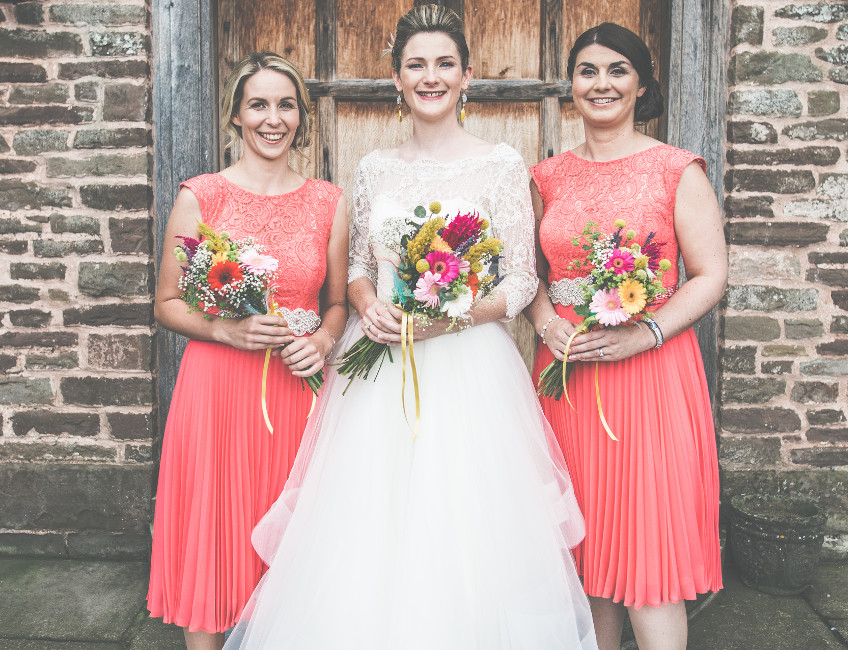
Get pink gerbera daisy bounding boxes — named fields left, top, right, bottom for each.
left=589, top=288, right=630, bottom=326
left=424, top=251, right=459, bottom=283
left=605, top=248, right=635, bottom=275
left=413, top=271, right=443, bottom=308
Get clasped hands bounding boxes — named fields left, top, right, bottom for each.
left=360, top=300, right=459, bottom=344
left=543, top=317, right=657, bottom=363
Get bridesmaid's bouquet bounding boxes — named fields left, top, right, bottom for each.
left=174, top=223, right=322, bottom=401
left=537, top=219, right=672, bottom=402
left=338, top=202, right=503, bottom=394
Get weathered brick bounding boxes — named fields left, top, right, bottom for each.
left=0, top=159, right=37, bottom=174
left=816, top=339, right=848, bottom=356
left=0, top=241, right=28, bottom=255
left=783, top=118, right=848, bottom=141
left=775, top=3, right=848, bottom=22
left=808, top=90, right=842, bottom=116
left=0, top=29, right=82, bottom=57
left=791, top=448, right=847, bottom=467
left=10, top=262, right=65, bottom=280
left=722, top=406, right=802, bottom=432
left=0, top=531, right=70, bottom=558
left=728, top=90, right=802, bottom=116
left=819, top=173, right=847, bottom=199
left=14, top=2, right=43, bottom=24
left=75, top=81, right=98, bottom=102
left=728, top=52, right=822, bottom=84
left=63, top=303, right=153, bottom=326
left=726, top=146, right=840, bottom=166
left=725, top=169, right=816, bottom=193
left=0, top=285, right=39, bottom=303
left=73, top=127, right=147, bottom=149
left=90, top=32, right=148, bottom=56
left=722, top=377, right=786, bottom=403
left=839, top=23, right=848, bottom=41
left=50, top=4, right=148, bottom=26
left=807, top=427, right=848, bottom=443
left=0, top=219, right=40, bottom=235
left=784, top=198, right=847, bottom=221
left=801, top=359, right=847, bottom=376
left=732, top=6, right=764, bottom=45
left=0, top=441, right=116, bottom=463
left=763, top=344, right=808, bottom=357
left=816, top=44, right=849, bottom=64
left=0, top=331, right=77, bottom=348
left=88, top=333, right=152, bottom=370
left=809, top=251, right=847, bottom=264
left=727, top=285, right=819, bottom=312
left=807, top=267, right=847, bottom=286
left=25, top=351, right=78, bottom=370
left=0, top=354, right=19, bottom=373
left=829, top=65, right=848, bottom=84
left=103, top=83, right=148, bottom=121
left=0, top=378, right=52, bottom=405
left=0, top=105, right=93, bottom=126
left=728, top=222, right=829, bottom=247
left=0, top=62, right=47, bottom=83
left=719, top=436, right=782, bottom=465
left=80, top=184, right=151, bottom=211
left=49, top=214, right=100, bottom=235
left=831, top=315, right=848, bottom=334
left=727, top=121, right=778, bottom=144
left=107, top=412, right=153, bottom=440
left=125, top=443, right=153, bottom=463
left=808, top=408, right=847, bottom=425
left=78, top=262, right=153, bottom=298
left=58, top=60, right=149, bottom=79
left=724, top=315, right=781, bottom=341
left=0, top=135, right=8, bottom=154
left=0, top=181, right=72, bottom=211
left=772, top=25, right=829, bottom=45
left=786, top=318, right=825, bottom=339
left=721, top=346, right=757, bottom=374
left=8, top=83, right=70, bottom=105
left=792, top=380, right=839, bottom=403
left=762, top=360, right=793, bottom=375
left=33, top=239, right=103, bottom=257
left=12, top=129, right=69, bottom=155
left=724, top=195, right=774, bottom=219
left=728, top=250, right=801, bottom=282
left=109, top=218, right=151, bottom=254
left=9, top=309, right=51, bottom=327
left=61, top=377, right=153, bottom=406
left=832, top=288, right=848, bottom=310
left=11, top=410, right=98, bottom=437
left=47, top=153, right=147, bottom=178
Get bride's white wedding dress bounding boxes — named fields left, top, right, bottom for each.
left=225, top=144, right=597, bottom=649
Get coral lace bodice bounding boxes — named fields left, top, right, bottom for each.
left=530, top=144, right=705, bottom=298
left=181, top=174, right=341, bottom=333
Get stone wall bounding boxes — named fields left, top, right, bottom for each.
left=0, top=1, right=154, bottom=558
left=724, top=1, right=847, bottom=555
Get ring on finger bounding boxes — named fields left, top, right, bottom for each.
left=365, top=322, right=372, bottom=331
left=598, top=348, right=604, bottom=358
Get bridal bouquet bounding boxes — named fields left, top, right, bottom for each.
left=537, top=219, right=672, bottom=411
left=338, top=202, right=503, bottom=394
left=174, top=223, right=322, bottom=428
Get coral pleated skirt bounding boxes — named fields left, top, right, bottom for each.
left=533, top=311, right=723, bottom=609
left=147, top=340, right=313, bottom=633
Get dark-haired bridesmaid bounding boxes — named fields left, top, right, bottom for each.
left=525, top=23, right=726, bottom=650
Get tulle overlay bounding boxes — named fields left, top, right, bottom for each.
left=532, top=305, right=723, bottom=608
left=147, top=341, right=314, bottom=632
left=226, top=315, right=597, bottom=649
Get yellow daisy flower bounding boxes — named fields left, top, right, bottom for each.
left=618, top=279, right=647, bottom=315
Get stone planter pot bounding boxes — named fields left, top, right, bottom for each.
left=728, top=494, right=827, bottom=595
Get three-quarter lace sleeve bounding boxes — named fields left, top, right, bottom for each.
left=490, top=154, right=539, bottom=320
left=348, top=158, right=378, bottom=286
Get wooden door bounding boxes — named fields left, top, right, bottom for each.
left=217, top=0, right=667, bottom=368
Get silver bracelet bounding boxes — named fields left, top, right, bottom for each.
left=643, top=318, right=664, bottom=349
left=317, top=326, right=337, bottom=359
left=540, top=316, right=559, bottom=346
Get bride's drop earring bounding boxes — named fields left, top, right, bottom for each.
left=460, top=91, right=467, bottom=124
left=397, top=93, right=403, bottom=123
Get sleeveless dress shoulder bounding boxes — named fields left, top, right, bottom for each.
left=147, top=173, right=342, bottom=633
left=530, top=144, right=723, bottom=608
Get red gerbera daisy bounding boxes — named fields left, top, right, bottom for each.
left=207, top=260, right=243, bottom=290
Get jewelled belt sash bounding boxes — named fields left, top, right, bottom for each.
left=548, top=276, right=591, bottom=306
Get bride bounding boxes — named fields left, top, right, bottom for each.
left=225, top=5, right=597, bottom=648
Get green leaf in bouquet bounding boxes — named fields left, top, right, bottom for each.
left=413, top=205, right=426, bottom=219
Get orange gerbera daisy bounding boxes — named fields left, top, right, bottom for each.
left=207, top=260, right=243, bottom=291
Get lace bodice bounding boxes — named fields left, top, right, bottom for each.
left=530, top=144, right=705, bottom=300
left=348, top=143, right=538, bottom=320
left=181, top=174, right=342, bottom=334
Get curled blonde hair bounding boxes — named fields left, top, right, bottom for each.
left=220, top=52, right=312, bottom=152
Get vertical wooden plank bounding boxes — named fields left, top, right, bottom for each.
left=560, top=0, right=641, bottom=74
left=465, top=0, right=539, bottom=79
left=316, top=0, right=335, bottom=80
left=560, top=103, right=586, bottom=152
left=540, top=0, right=561, bottom=160
left=640, top=0, right=668, bottom=141
left=237, top=0, right=316, bottom=77
left=336, top=0, right=407, bottom=79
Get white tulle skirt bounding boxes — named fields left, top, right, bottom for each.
left=225, top=316, right=597, bottom=649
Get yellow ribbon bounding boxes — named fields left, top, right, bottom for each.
left=400, top=312, right=421, bottom=440
left=261, top=348, right=274, bottom=434
left=594, top=363, right=618, bottom=441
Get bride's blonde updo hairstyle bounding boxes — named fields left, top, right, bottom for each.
left=566, top=22, right=664, bottom=123
left=220, top=51, right=312, bottom=152
left=391, top=4, right=469, bottom=73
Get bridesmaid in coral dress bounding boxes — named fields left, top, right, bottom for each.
left=525, top=24, right=726, bottom=650
left=147, top=53, right=347, bottom=650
